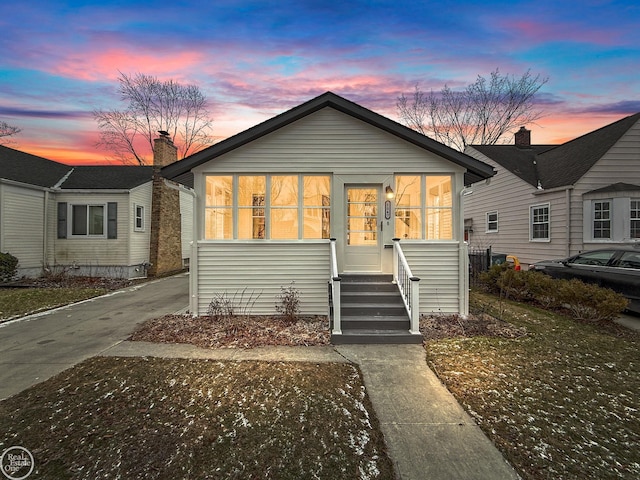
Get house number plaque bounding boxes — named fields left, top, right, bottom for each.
left=384, top=200, right=391, bottom=219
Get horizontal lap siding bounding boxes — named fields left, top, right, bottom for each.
left=402, top=243, right=461, bottom=313
left=129, top=184, right=151, bottom=265
left=196, top=242, right=330, bottom=315
left=54, top=193, right=130, bottom=268
left=1, top=185, right=45, bottom=271
left=194, top=108, right=461, bottom=175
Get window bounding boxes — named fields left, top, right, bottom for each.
left=134, top=205, right=144, bottom=231
left=530, top=204, right=550, bottom=241
left=593, top=200, right=611, bottom=239
left=71, top=204, right=105, bottom=236
left=205, top=175, right=331, bottom=240
left=631, top=199, right=640, bottom=239
left=486, top=211, right=498, bottom=233
left=394, top=175, right=452, bottom=240
left=205, top=176, right=233, bottom=239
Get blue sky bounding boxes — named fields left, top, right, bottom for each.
left=0, top=0, right=639, bottom=163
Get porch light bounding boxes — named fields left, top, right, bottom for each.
left=385, top=185, right=395, bottom=199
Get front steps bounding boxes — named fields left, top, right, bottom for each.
left=331, top=274, right=423, bottom=344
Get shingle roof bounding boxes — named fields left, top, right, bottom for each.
left=0, top=145, right=154, bottom=190
left=60, top=166, right=154, bottom=189
left=470, top=112, right=640, bottom=189
left=0, top=144, right=71, bottom=188
left=162, top=91, right=496, bottom=186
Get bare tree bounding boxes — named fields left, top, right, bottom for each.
left=0, top=120, right=21, bottom=145
left=94, top=72, right=214, bottom=165
left=397, top=69, right=548, bottom=151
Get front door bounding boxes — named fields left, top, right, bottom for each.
left=344, top=186, right=382, bottom=272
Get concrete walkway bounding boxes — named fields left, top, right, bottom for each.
left=104, top=341, right=519, bottom=479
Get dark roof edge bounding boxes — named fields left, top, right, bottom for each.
left=163, top=92, right=495, bottom=182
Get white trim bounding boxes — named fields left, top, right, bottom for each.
left=486, top=210, right=498, bottom=233
left=134, top=204, right=145, bottom=232
left=529, top=202, right=551, bottom=242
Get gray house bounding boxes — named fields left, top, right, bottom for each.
left=0, top=135, right=192, bottom=279
left=464, top=112, right=640, bottom=267
left=163, top=92, right=495, bottom=340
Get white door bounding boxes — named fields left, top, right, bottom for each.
left=344, top=186, right=382, bottom=272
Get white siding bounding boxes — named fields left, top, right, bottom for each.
left=464, top=148, right=570, bottom=266
left=195, top=242, right=330, bottom=315
left=129, top=183, right=152, bottom=266
left=192, top=107, right=469, bottom=316
left=572, top=119, right=640, bottom=252
left=54, top=192, right=131, bottom=276
left=0, top=183, right=46, bottom=276
left=402, top=242, right=464, bottom=313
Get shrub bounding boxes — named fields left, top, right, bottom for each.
left=557, top=278, right=629, bottom=322
left=0, top=252, right=18, bottom=283
left=478, top=266, right=628, bottom=322
left=276, top=282, right=300, bottom=322
left=207, top=288, right=261, bottom=320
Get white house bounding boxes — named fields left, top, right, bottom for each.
left=0, top=135, right=192, bottom=279
left=463, top=112, right=640, bottom=267
left=163, top=92, right=495, bottom=341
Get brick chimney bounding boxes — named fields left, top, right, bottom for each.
left=148, top=131, right=183, bottom=277
left=515, top=126, right=531, bottom=148
left=153, top=131, right=178, bottom=168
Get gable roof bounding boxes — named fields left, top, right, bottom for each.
left=162, top=91, right=496, bottom=186
left=0, top=145, right=154, bottom=190
left=0, top=144, right=72, bottom=188
left=470, top=112, right=640, bottom=189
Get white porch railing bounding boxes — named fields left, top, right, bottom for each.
left=329, top=238, right=341, bottom=335
left=392, top=238, right=420, bottom=334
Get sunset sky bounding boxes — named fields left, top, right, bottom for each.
left=1, top=0, right=639, bottom=165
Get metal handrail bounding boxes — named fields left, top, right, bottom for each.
left=329, top=238, right=341, bottom=335
left=392, top=238, right=420, bottom=334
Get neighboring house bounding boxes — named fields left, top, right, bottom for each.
left=464, top=112, right=640, bottom=267
left=0, top=134, right=192, bottom=279
left=162, top=92, right=495, bottom=323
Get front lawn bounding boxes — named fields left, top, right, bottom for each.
left=425, top=291, right=640, bottom=480
left=0, top=357, right=395, bottom=479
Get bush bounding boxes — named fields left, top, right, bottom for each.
left=478, top=266, right=628, bottom=322
left=557, top=278, right=629, bottom=322
left=0, top=252, right=18, bottom=283
left=275, top=282, right=300, bottom=322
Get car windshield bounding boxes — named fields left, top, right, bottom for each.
left=615, top=251, right=640, bottom=270
left=569, top=251, right=615, bottom=266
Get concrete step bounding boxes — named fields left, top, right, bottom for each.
left=331, top=329, right=423, bottom=345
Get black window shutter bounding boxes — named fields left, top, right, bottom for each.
left=107, top=202, right=117, bottom=239
left=57, top=202, right=67, bottom=239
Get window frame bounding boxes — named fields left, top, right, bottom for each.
left=530, top=203, right=550, bottom=242
left=134, top=204, right=145, bottom=232
left=630, top=198, right=640, bottom=239
left=69, top=203, right=107, bottom=238
left=592, top=199, right=612, bottom=240
left=486, top=211, right=498, bottom=233
left=393, top=175, right=453, bottom=240
left=204, top=174, right=331, bottom=241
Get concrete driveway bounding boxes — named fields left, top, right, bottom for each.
left=0, top=273, right=189, bottom=400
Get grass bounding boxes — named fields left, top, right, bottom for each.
left=0, top=356, right=396, bottom=480
left=425, top=290, right=640, bottom=480
left=0, top=287, right=110, bottom=321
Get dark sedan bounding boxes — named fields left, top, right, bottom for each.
left=530, top=248, right=640, bottom=314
